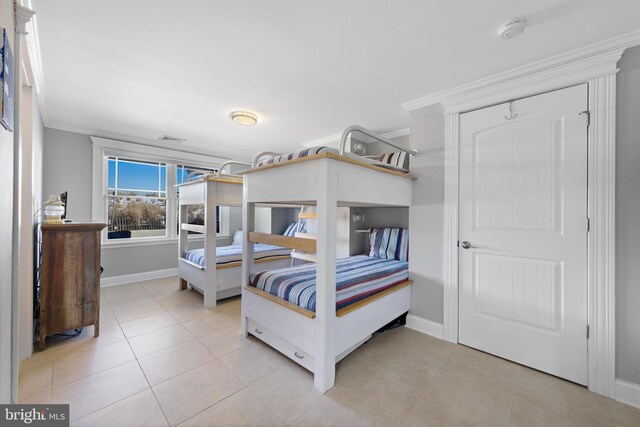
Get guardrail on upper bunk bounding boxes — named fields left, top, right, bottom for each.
left=252, top=151, right=282, bottom=168
left=339, top=125, right=419, bottom=157
left=217, top=160, right=251, bottom=179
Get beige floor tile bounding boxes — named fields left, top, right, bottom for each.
left=51, top=361, right=149, bottom=421
left=120, top=312, right=179, bottom=338
left=19, top=356, right=53, bottom=396
left=71, top=389, right=168, bottom=427
left=52, top=340, right=136, bottom=387
left=141, top=276, right=182, bottom=299
left=610, top=399, right=640, bottom=427
left=181, top=311, right=237, bottom=337
left=153, top=360, right=244, bottom=426
left=42, top=324, right=126, bottom=360
left=99, top=306, right=119, bottom=327
left=293, top=395, right=395, bottom=427
left=249, top=362, right=322, bottom=424
left=112, top=300, right=168, bottom=323
left=128, top=324, right=194, bottom=359
left=109, top=294, right=158, bottom=310
left=219, top=342, right=288, bottom=385
left=198, top=328, right=252, bottom=357
left=514, top=367, right=615, bottom=426
left=19, top=387, right=52, bottom=404
left=214, top=297, right=241, bottom=319
left=509, top=393, right=607, bottom=427
left=103, top=283, right=152, bottom=306
left=164, top=299, right=215, bottom=323
left=157, top=289, right=204, bottom=314
left=326, top=363, right=422, bottom=423
left=138, top=339, right=215, bottom=386
left=402, top=383, right=507, bottom=427
left=179, top=388, right=285, bottom=427
left=427, top=358, right=516, bottom=424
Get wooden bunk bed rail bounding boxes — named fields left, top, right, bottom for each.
left=248, top=231, right=317, bottom=253
left=245, top=152, right=416, bottom=180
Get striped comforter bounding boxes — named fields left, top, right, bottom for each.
left=249, top=255, right=409, bottom=311
left=184, top=244, right=290, bottom=267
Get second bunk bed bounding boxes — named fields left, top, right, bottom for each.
left=240, top=126, right=416, bottom=393
left=177, top=161, right=292, bottom=308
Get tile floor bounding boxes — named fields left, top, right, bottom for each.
left=18, top=276, right=640, bottom=426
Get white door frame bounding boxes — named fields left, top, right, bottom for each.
left=439, top=46, right=627, bottom=398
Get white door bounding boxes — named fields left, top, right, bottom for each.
left=458, top=84, right=589, bottom=385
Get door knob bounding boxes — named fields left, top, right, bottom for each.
left=460, top=241, right=478, bottom=249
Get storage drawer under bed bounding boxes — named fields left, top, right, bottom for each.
left=247, top=318, right=315, bottom=372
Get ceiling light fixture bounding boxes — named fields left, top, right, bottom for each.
left=497, top=20, right=525, bottom=40
left=231, top=111, right=258, bottom=126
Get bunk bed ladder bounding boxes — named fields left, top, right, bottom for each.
left=290, top=206, right=317, bottom=265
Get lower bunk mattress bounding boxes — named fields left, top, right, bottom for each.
left=249, top=255, right=409, bottom=311
left=185, top=244, right=290, bottom=267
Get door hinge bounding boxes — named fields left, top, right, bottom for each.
left=586, top=217, right=591, bottom=232
left=457, top=240, right=459, bottom=247
left=586, top=324, right=590, bottom=339
left=580, top=110, right=591, bottom=127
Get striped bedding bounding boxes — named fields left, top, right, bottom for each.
left=256, top=147, right=409, bottom=173
left=184, top=244, right=290, bottom=267
left=249, top=255, right=409, bottom=311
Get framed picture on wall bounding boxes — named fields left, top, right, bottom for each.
left=0, top=28, right=14, bottom=132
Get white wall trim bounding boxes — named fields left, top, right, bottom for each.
left=100, top=268, right=178, bottom=287
left=302, top=128, right=410, bottom=148
left=616, top=379, right=640, bottom=410
left=441, top=50, right=621, bottom=398
left=403, top=29, right=640, bottom=113
left=405, top=314, right=443, bottom=340
left=90, top=136, right=229, bottom=166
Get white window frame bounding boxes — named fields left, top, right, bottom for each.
left=91, top=137, right=231, bottom=248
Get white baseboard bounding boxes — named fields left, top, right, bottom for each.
left=100, top=268, right=178, bottom=287
left=405, top=314, right=444, bottom=339
left=616, top=379, right=640, bottom=409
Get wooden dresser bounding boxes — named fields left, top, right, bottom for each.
left=39, top=222, right=107, bottom=350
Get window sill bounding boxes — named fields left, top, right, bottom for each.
left=102, top=235, right=230, bottom=250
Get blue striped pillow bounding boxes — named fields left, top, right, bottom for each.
left=369, top=228, right=409, bottom=262
left=283, top=222, right=306, bottom=237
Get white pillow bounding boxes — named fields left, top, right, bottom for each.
left=232, top=230, right=243, bottom=245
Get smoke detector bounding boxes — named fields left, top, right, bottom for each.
left=158, top=135, right=186, bottom=143
left=497, top=20, right=525, bottom=40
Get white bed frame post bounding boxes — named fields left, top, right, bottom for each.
left=203, top=182, right=218, bottom=308
left=314, top=161, right=338, bottom=392
left=241, top=195, right=255, bottom=338
left=178, top=199, right=189, bottom=290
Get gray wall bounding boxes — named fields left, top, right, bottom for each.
left=42, top=128, right=93, bottom=219
left=408, top=105, right=446, bottom=321
left=0, top=0, right=15, bottom=402
left=616, top=45, right=640, bottom=385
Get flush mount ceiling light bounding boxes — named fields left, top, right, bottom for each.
left=231, top=111, right=258, bottom=126
left=497, top=20, right=525, bottom=40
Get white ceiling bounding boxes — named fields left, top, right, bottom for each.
left=32, top=0, right=640, bottom=159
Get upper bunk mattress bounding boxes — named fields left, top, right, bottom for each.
left=256, top=147, right=409, bottom=174
left=185, top=244, right=290, bottom=267
left=249, top=255, right=409, bottom=311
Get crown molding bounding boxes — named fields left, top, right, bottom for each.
left=403, top=29, right=640, bottom=113
left=302, top=127, right=410, bottom=148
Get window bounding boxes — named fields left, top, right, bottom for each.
left=93, top=137, right=231, bottom=246
left=107, top=157, right=167, bottom=239
left=176, top=165, right=220, bottom=234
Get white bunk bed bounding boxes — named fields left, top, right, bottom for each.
left=177, top=161, right=291, bottom=308
left=241, top=126, right=417, bottom=392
